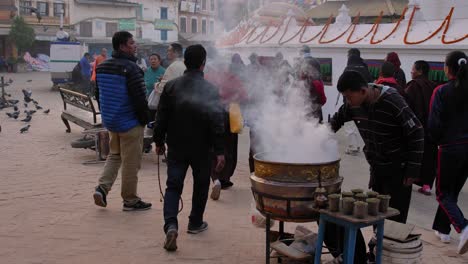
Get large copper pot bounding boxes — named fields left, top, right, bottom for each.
left=254, top=153, right=340, bottom=183
left=251, top=153, right=343, bottom=222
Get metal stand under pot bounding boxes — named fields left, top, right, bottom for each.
left=250, top=153, right=343, bottom=263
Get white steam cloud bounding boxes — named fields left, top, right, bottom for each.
left=241, top=54, right=339, bottom=164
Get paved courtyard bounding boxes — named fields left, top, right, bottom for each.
left=0, top=72, right=467, bottom=263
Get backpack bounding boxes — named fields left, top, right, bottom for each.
left=72, top=62, right=82, bottom=83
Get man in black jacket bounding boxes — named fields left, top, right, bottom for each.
left=93, top=31, right=152, bottom=211
left=154, top=44, right=225, bottom=252
left=344, top=48, right=373, bottom=83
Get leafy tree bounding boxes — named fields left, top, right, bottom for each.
left=9, top=16, right=35, bottom=55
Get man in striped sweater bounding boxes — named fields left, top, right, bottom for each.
left=331, top=70, right=425, bottom=223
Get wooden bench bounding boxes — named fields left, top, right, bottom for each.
left=59, top=88, right=101, bottom=133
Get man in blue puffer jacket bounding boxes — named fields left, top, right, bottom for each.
left=92, top=31, right=152, bottom=211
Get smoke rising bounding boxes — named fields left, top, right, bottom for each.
left=240, top=53, right=339, bottom=164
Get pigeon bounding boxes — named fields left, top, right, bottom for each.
left=27, top=80, right=32, bottom=82
left=22, top=89, right=32, bottom=98
left=21, top=115, right=32, bottom=122
left=7, top=99, right=18, bottom=105
left=43, top=109, right=50, bottom=114
left=13, top=106, right=18, bottom=111
left=8, top=78, right=13, bottom=84
left=20, top=125, right=30, bottom=133
left=24, top=110, right=36, bottom=115
left=6, top=111, right=19, bottom=119
left=5, top=93, right=11, bottom=97
left=35, top=105, right=43, bottom=110
left=32, top=100, right=39, bottom=105
left=6, top=111, right=20, bottom=119
left=24, top=103, right=28, bottom=108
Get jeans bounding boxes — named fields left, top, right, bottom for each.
left=432, top=143, right=468, bottom=234
left=164, top=152, right=211, bottom=233
left=98, top=125, right=143, bottom=205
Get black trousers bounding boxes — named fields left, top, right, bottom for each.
left=163, top=152, right=211, bottom=233
left=323, top=222, right=367, bottom=263
left=211, top=112, right=239, bottom=182
left=371, top=163, right=412, bottom=224
left=432, top=143, right=468, bottom=234
left=415, top=139, right=438, bottom=188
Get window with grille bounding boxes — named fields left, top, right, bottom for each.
left=80, top=21, right=92, bottom=37
left=19, top=1, right=32, bottom=15
left=180, top=17, right=187, bottom=33
left=191, top=18, right=197, bottom=33
left=210, top=0, right=215, bottom=11
left=53, top=3, right=65, bottom=17
left=106, top=23, right=118, bottom=37
left=161, top=30, right=168, bottom=41
left=160, top=7, right=168, bottom=19
left=136, top=4, right=143, bottom=20
left=202, top=0, right=207, bottom=10
left=210, top=20, right=214, bottom=34
left=37, top=2, right=49, bottom=16
left=202, top=20, right=207, bottom=35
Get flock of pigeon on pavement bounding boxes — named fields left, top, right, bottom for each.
left=0, top=78, right=50, bottom=134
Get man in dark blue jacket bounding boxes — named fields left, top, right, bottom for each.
left=92, top=31, right=152, bottom=211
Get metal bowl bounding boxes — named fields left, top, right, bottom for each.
left=253, top=152, right=340, bottom=183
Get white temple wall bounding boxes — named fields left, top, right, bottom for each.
left=228, top=45, right=468, bottom=119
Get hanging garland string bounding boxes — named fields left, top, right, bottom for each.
left=259, top=20, right=284, bottom=44
left=277, top=16, right=306, bottom=45
left=299, top=15, right=332, bottom=44
left=239, top=24, right=259, bottom=44
left=319, top=17, right=354, bottom=44
left=404, top=6, right=446, bottom=45
left=347, top=13, right=381, bottom=44
left=441, top=7, right=468, bottom=44
left=233, top=24, right=254, bottom=45
left=371, top=7, right=407, bottom=44
left=223, top=5, right=466, bottom=47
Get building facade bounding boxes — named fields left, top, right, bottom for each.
left=0, top=0, right=17, bottom=58
left=178, top=0, right=219, bottom=45
left=70, top=0, right=179, bottom=56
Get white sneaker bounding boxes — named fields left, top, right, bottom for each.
left=435, top=231, right=451, bottom=243
left=210, top=180, right=221, bottom=201
left=458, top=226, right=468, bottom=255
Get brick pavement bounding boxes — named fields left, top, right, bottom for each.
left=0, top=72, right=467, bottom=263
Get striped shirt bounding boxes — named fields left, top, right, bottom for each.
left=331, top=86, right=425, bottom=181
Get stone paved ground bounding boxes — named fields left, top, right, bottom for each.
left=0, top=72, right=467, bottom=264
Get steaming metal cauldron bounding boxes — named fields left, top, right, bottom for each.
left=251, top=153, right=343, bottom=222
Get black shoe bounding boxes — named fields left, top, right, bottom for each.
left=93, top=186, right=107, bottom=207
left=187, top=221, right=208, bottom=234
left=122, top=200, right=152, bottom=211
left=144, top=144, right=152, bottom=153
left=220, top=180, right=234, bottom=190
left=164, top=227, right=178, bottom=251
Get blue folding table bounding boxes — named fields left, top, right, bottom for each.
left=314, top=208, right=399, bottom=264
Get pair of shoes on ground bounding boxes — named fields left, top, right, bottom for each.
left=434, top=228, right=468, bottom=255
left=164, top=222, right=209, bottom=252
left=418, top=184, right=432, bottom=195
left=93, top=186, right=152, bottom=211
